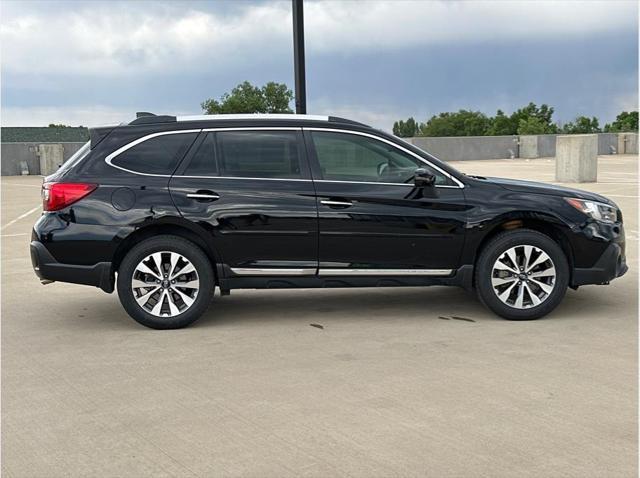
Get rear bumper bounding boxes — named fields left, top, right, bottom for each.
left=30, top=240, right=114, bottom=293
left=571, top=242, right=627, bottom=287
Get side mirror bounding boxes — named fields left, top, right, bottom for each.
left=414, top=168, right=436, bottom=187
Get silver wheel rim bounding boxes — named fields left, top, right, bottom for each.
left=491, top=244, right=556, bottom=309
left=131, top=251, right=199, bottom=318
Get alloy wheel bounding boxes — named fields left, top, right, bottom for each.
left=131, top=251, right=200, bottom=317
left=491, top=244, right=556, bottom=309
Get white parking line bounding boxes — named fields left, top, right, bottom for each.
left=1, top=183, right=42, bottom=188
left=1, top=232, right=30, bottom=237
left=1, top=206, right=41, bottom=231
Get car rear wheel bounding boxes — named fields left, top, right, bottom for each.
left=117, top=235, right=214, bottom=329
left=475, top=229, right=569, bottom=320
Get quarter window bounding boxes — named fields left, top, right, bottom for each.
left=311, top=131, right=450, bottom=185
left=217, top=131, right=302, bottom=179
left=111, top=132, right=198, bottom=175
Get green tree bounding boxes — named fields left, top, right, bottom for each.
left=512, top=102, right=558, bottom=134
left=201, top=81, right=294, bottom=114
left=561, top=116, right=601, bottom=134
left=486, top=109, right=517, bottom=136
left=604, top=111, right=638, bottom=132
left=48, top=123, right=70, bottom=128
left=517, top=117, right=550, bottom=135
left=392, top=117, right=418, bottom=137
left=419, top=110, right=491, bottom=137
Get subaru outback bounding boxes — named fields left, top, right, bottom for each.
left=31, top=113, right=627, bottom=328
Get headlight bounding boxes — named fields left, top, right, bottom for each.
left=564, top=197, right=618, bottom=223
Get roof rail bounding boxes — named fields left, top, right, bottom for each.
left=127, top=112, right=370, bottom=127
left=328, top=116, right=370, bottom=127
left=176, top=113, right=329, bottom=122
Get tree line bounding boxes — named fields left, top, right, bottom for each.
left=393, top=104, right=638, bottom=138
left=47, top=81, right=639, bottom=139
left=198, top=83, right=638, bottom=138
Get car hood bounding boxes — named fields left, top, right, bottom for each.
left=480, top=176, right=613, bottom=204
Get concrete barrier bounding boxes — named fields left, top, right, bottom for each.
left=1, top=142, right=85, bottom=176
left=519, top=136, right=538, bottom=158
left=618, top=133, right=639, bottom=154
left=406, top=135, right=519, bottom=161
left=407, top=132, right=634, bottom=162
left=598, top=133, right=619, bottom=155
left=556, top=134, right=598, bottom=182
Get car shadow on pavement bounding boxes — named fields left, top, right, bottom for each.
left=60, top=284, right=623, bottom=331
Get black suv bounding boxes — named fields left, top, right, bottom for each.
left=31, top=113, right=627, bottom=329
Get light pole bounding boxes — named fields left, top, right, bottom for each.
left=292, top=0, right=306, bottom=114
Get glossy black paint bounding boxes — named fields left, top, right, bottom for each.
left=31, top=116, right=626, bottom=294
left=312, top=181, right=467, bottom=269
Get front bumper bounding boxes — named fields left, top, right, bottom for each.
left=571, top=242, right=627, bottom=287
left=30, top=240, right=114, bottom=293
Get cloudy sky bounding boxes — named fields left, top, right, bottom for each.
left=1, top=0, right=638, bottom=131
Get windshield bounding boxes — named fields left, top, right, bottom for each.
left=56, top=141, right=91, bottom=174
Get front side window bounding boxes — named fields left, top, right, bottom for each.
left=311, top=131, right=450, bottom=185
left=111, top=132, right=198, bottom=175
left=217, top=131, right=302, bottom=179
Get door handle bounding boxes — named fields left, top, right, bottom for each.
left=321, top=199, right=353, bottom=207
left=186, top=191, right=220, bottom=201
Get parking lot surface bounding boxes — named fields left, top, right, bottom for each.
left=2, top=155, right=637, bottom=477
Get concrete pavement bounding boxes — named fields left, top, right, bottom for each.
left=1, top=155, right=637, bottom=477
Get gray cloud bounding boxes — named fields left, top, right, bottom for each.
left=1, top=0, right=637, bottom=128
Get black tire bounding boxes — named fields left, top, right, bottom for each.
left=117, top=235, right=214, bottom=329
left=475, top=229, right=569, bottom=320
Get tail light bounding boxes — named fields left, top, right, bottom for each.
left=42, top=182, right=97, bottom=211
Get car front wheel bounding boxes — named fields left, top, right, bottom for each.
left=475, top=229, right=569, bottom=320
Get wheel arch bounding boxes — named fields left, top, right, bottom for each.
left=472, top=211, right=575, bottom=286
left=112, top=217, right=222, bottom=284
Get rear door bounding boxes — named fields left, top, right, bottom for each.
left=305, top=129, right=467, bottom=275
left=169, top=128, right=318, bottom=276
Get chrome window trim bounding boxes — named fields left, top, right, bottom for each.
left=104, top=126, right=466, bottom=189
left=318, top=269, right=454, bottom=276
left=105, top=129, right=201, bottom=177
left=303, top=127, right=465, bottom=189
left=314, top=179, right=461, bottom=189
left=231, top=267, right=317, bottom=276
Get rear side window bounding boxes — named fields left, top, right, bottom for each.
left=184, top=133, right=217, bottom=176
left=111, top=132, right=198, bottom=175
left=217, top=131, right=302, bottom=179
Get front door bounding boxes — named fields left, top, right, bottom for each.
left=305, top=129, right=467, bottom=275
left=170, top=129, right=318, bottom=276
